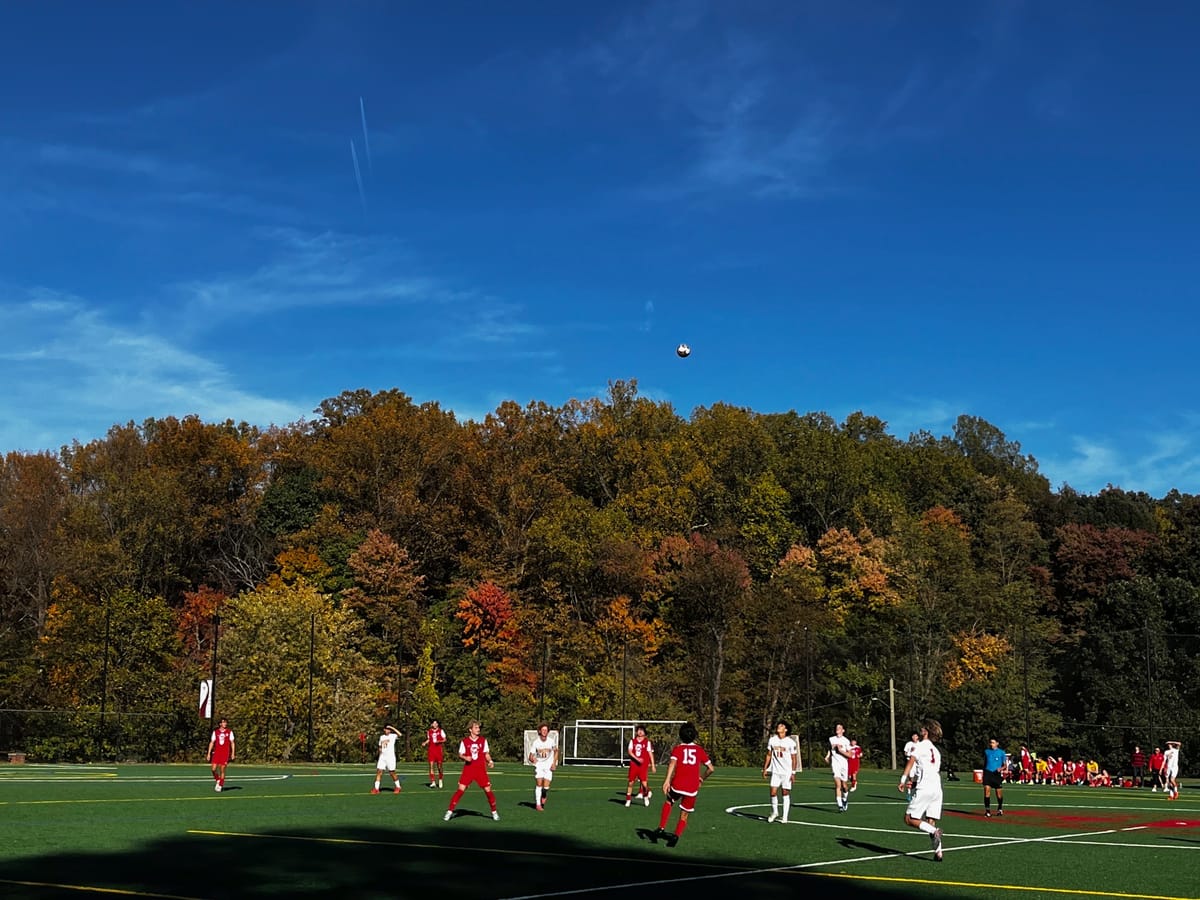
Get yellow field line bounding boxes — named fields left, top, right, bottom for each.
left=811, top=871, right=1195, bottom=900
left=0, top=877, right=203, bottom=899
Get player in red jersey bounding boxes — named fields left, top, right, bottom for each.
left=625, top=725, right=658, bottom=807
left=423, top=719, right=447, bottom=788
left=847, top=738, right=863, bottom=792
left=656, top=722, right=714, bottom=847
left=207, top=717, right=235, bottom=792
left=443, top=720, right=499, bottom=821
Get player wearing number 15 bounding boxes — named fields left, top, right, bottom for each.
left=656, top=722, right=714, bottom=847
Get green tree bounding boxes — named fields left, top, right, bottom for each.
left=217, top=577, right=375, bottom=761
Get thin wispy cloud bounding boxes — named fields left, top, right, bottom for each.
left=0, top=287, right=305, bottom=452
left=574, top=1, right=840, bottom=199
left=359, top=96, right=373, bottom=174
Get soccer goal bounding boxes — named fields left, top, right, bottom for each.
left=559, top=719, right=687, bottom=766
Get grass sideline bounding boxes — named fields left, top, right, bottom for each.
left=0, top=762, right=1196, bottom=899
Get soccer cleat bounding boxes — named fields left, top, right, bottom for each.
left=438, top=780, right=443, bottom=788
left=625, top=799, right=631, bottom=808
left=215, top=783, right=221, bottom=792
left=536, top=804, right=543, bottom=811
left=768, top=812, right=778, bottom=823
left=781, top=816, right=788, bottom=824
left=427, top=782, right=436, bottom=789
left=1152, top=787, right=1157, bottom=792
left=998, top=809, right=1004, bottom=816
left=665, top=833, right=679, bottom=848
left=850, top=784, right=857, bottom=792
left=985, top=811, right=991, bottom=817
left=492, top=811, right=500, bottom=821
left=370, top=788, right=380, bottom=794
left=932, top=828, right=943, bottom=861
left=393, top=787, right=402, bottom=794
left=644, top=794, right=651, bottom=807
left=644, top=790, right=652, bottom=801
left=443, top=810, right=453, bottom=821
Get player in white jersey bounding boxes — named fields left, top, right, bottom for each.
left=824, top=722, right=853, bottom=812
left=898, top=719, right=944, bottom=861
left=528, top=722, right=559, bottom=811
left=1162, top=741, right=1181, bottom=800
left=372, top=725, right=403, bottom=794
left=762, top=721, right=800, bottom=823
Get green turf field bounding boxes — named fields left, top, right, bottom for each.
left=0, top=762, right=1196, bottom=899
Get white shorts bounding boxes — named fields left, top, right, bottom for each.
left=534, top=763, right=555, bottom=781
left=769, top=772, right=794, bottom=790
left=907, top=783, right=943, bottom=821
left=831, top=760, right=849, bottom=781
left=1165, top=766, right=1179, bottom=779
left=376, top=754, right=396, bottom=772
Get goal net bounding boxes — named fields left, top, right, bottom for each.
left=559, top=719, right=687, bottom=766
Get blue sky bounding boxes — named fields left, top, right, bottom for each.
left=2, top=1, right=1197, bottom=497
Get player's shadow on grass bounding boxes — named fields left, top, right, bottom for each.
left=837, top=837, right=906, bottom=856
left=446, top=808, right=494, bottom=820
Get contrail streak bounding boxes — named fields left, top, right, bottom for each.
left=350, top=139, right=366, bottom=212
left=359, top=96, right=373, bottom=174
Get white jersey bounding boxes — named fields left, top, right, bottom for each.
left=829, top=734, right=851, bottom=778
left=911, top=738, right=942, bottom=785
left=767, top=734, right=798, bottom=785
left=906, top=738, right=944, bottom=820
left=904, top=740, right=918, bottom=760
left=530, top=735, right=558, bottom=779
left=376, top=732, right=398, bottom=770
left=1163, top=746, right=1180, bottom=776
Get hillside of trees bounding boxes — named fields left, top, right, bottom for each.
left=1, top=381, right=1197, bottom=773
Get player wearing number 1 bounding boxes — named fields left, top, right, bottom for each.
left=656, top=722, right=714, bottom=847
left=898, top=719, right=945, bottom=862
left=763, top=721, right=799, bottom=823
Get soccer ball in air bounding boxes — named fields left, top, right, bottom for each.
left=676, top=343, right=691, bottom=358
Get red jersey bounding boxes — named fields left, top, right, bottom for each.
left=628, top=736, right=654, bottom=766
left=427, top=727, right=446, bottom=746
left=848, top=744, right=862, bottom=774
left=459, top=734, right=490, bottom=771
left=1149, top=750, right=1164, bottom=771
left=667, top=741, right=712, bottom=795
left=210, top=726, right=234, bottom=762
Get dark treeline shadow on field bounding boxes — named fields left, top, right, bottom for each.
left=0, top=823, right=919, bottom=900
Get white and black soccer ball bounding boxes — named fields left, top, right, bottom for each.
left=676, top=343, right=691, bottom=358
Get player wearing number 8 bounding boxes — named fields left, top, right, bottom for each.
left=656, top=722, right=714, bottom=847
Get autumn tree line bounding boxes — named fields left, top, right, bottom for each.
left=1, top=382, right=1198, bottom=772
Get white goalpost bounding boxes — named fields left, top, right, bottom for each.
left=558, top=719, right=687, bottom=766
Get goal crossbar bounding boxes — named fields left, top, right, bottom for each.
left=560, top=719, right=687, bottom=766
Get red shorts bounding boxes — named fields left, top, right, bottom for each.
left=628, top=762, right=650, bottom=783
left=211, top=749, right=231, bottom=766
left=428, top=744, right=445, bottom=764
left=459, top=765, right=491, bottom=790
